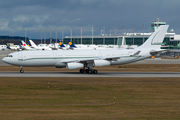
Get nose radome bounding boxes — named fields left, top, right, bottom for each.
left=2, top=57, right=9, bottom=64
left=2, top=57, right=6, bottom=62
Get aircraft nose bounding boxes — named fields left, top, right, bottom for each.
left=2, top=57, right=7, bottom=63
left=2, top=57, right=5, bottom=62
left=2, top=57, right=12, bottom=65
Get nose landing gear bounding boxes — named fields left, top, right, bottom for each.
left=20, top=66, right=24, bottom=73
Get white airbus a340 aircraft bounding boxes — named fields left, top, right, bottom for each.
left=2, top=25, right=169, bottom=73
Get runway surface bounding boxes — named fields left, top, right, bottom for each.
left=1, top=71, right=180, bottom=77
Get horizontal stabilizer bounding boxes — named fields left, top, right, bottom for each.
left=150, top=50, right=168, bottom=56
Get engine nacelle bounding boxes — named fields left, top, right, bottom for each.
left=66, top=63, right=84, bottom=70
left=93, top=60, right=110, bottom=67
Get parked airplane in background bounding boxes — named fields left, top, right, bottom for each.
left=2, top=25, right=169, bottom=73
left=6, top=44, right=20, bottom=51
left=67, top=40, right=96, bottom=50
left=19, top=44, right=26, bottom=50
left=68, top=40, right=77, bottom=48
left=58, top=40, right=66, bottom=48
left=57, top=40, right=67, bottom=49
left=21, top=40, right=36, bottom=51
left=0, top=45, right=7, bottom=51
left=29, top=40, right=52, bottom=50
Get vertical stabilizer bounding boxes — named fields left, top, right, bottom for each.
left=6, top=44, right=11, bottom=50
left=21, top=40, right=32, bottom=50
left=68, top=40, right=77, bottom=48
left=58, top=40, right=65, bottom=47
left=29, top=40, right=37, bottom=47
left=139, top=25, right=169, bottom=49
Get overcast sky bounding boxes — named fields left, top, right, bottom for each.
left=0, top=0, right=180, bottom=39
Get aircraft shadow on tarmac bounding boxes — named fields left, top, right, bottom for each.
left=1, top=71, right=180, bottom=78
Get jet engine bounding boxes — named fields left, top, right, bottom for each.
left=93, top=60, right=110, bottom=67
left=66, top=63, right=84, bottom=70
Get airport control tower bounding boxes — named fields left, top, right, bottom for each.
left=151, top=18, right=166, bottom=32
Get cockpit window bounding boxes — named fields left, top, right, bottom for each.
left=6, top=55, right=13, bottom=57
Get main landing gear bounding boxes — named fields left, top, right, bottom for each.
left=79, top=69, right=98, bottom=74
left=79, top=62, right=98, bottom=74
left=20, top=66, right=24, bottom=73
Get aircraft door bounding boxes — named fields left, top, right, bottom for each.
left=99, top=52, right=102, bottom=57
left=18, top=53, right=23, bottom=61
left=53, top=52, right=57, bottom=59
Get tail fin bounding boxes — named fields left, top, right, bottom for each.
left=21, top=40, right=31, bottom=49
left=58, top=40, right=65, bottom=47
left=68, top=40, right=77, bottom=48
left=21, top=40, right=27, bottom=47
left=139, top=25, right=169, bottom=49
left=29, top=40, right=37, bottom=47
left=6, top=44, right=11, bottom=49
left=19, top=43, right=22, bottom=49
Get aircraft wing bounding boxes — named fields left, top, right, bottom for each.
left=60, top=57, right=100, bottom=63
left=60, top=55, right=130, bottom=63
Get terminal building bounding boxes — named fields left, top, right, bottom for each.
left=63, top=19, right=180, bottom=49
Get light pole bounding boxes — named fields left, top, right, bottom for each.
left=103, top=26, right=105, bottom=45
left=70, top=28, right=72, bottom=42
left=50, top=29, right=52, bottom=44
left=90, top=26, right=93, bottom=45
left=113, top=26, right=116, bottom=45
left=25, top=29, right=26, bottom=43
left=41, top=29, right=42, bottom=44
left=132, top=25, right=134, bottom=45
left=62, top=28, right=63, bottom=43
left=55, top=29, right=57, bottom=43
left=44, top=29, right=46, bottom=44
left=142, top=24, right=144, bottom=43
left=80, top=27, right=82, bottom=45
left=122, top=26, right=126, bottom=34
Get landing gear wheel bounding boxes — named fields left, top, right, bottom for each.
left=89, top=70, right=93, bottom=74
left=85, top=69, right=89, bottom=73
left=20, top=70, right=24, bottom=73
left=79, top=69, right=84, bottom=73
left=20, top=66, right=24, bottom=73
left=93, top=70, right=98, bottom=74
